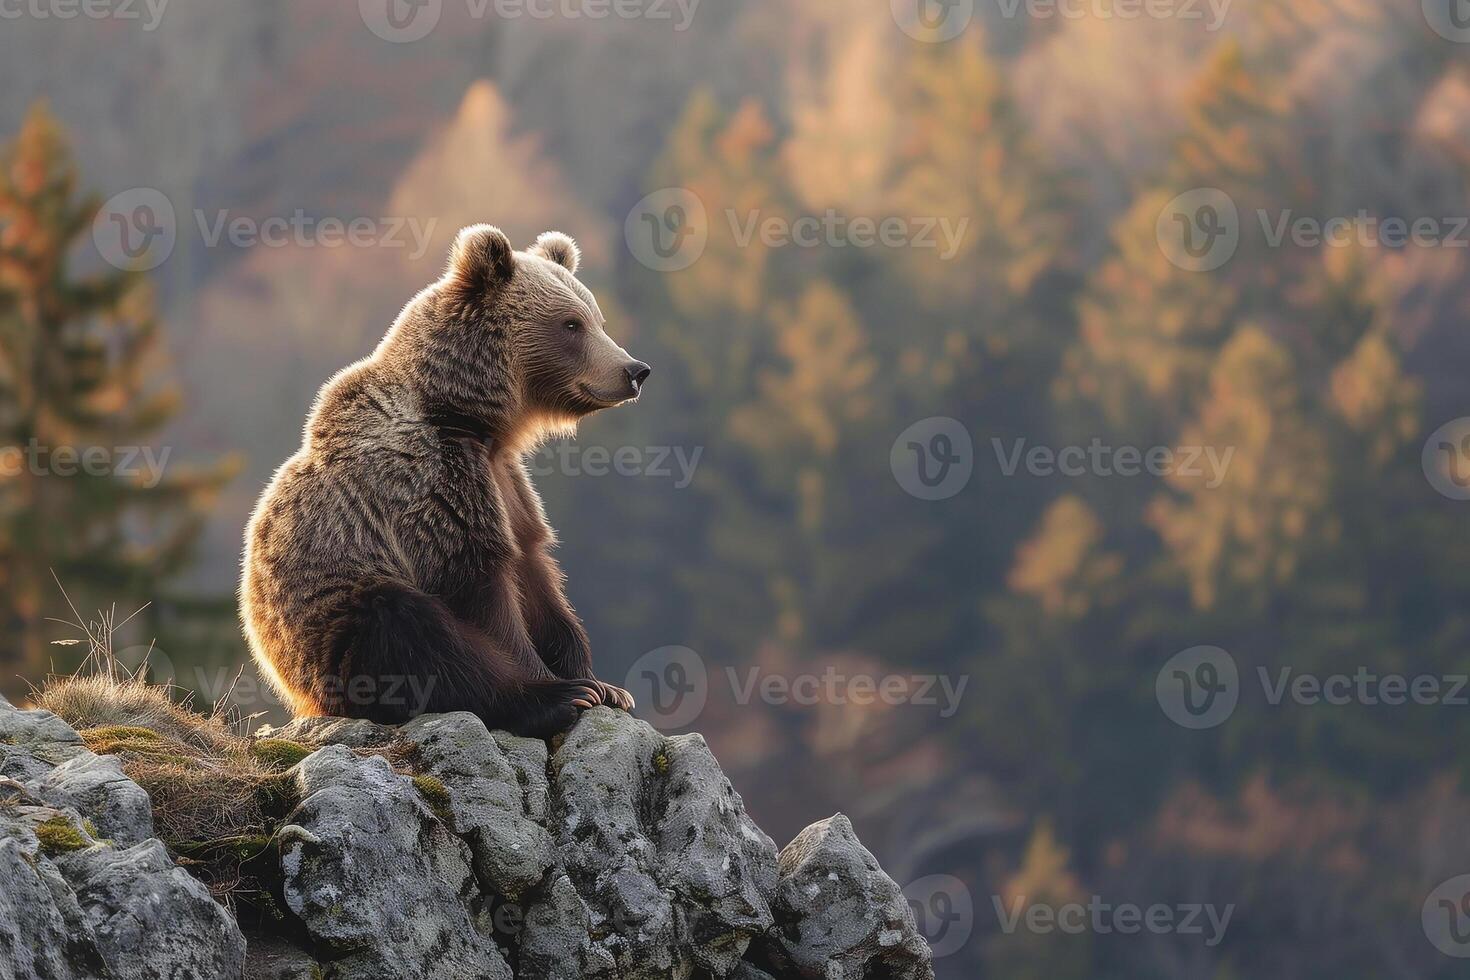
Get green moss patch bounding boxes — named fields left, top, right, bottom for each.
left=35, top=816, right=89, bottom=855
left=412, top=774, right=454, bottom=824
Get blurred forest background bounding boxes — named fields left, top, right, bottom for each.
left=4, top=0, right=1470, bottom=975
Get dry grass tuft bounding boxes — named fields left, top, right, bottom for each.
left=30, top=581, right=298, bottom=902
left=30, top=579, right=418, bottom=908
left=35, top=675, right=235, bottom=753
left=51, top=687, right=300, bottom=903
left=69, top=716, right=298, bottom=845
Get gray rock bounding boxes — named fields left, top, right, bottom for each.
left=0, top=700, right=243, bottom=979
left=278, top=744, right=512, bottom=980
left=544, top=708, right=779, bottom=980
left=401, top=712, right=557, bottom=901
left=517, top=870, right=618, bottom=980
left=256, top=715, right=397, bottom=748
left=655, top=732, right=777, bottom=976
left=0, top=697, right=88, bottom=781
left=0, top=794, right=245, bottom=980
left=492, top=729, right=553, bottom=823
left=552, top=707, right=683, bottom=978
left=32, top=753, right=154, bottom=845
left=0, top=697, right=930, bottom=980
left=0, top=807, right=108, bottom=980
left=765, top=814, right=934, bottom=980
left=0, top=693, right=155, bottom=846
left=59, top=837, right=247, bottom=980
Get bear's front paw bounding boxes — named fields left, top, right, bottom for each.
left=591, top=680, right=635, bottom=712
left=550, top=679, right=605, bottom=710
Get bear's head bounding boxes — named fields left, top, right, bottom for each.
left=412, top=224, right=649, bottom=443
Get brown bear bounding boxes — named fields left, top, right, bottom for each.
left=240, top=225, right=649, bottom=737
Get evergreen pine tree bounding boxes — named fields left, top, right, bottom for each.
left=0, top=103, right=236, bottom=673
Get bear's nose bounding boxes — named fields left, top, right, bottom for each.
left=625, top=361, right=652, bottom=391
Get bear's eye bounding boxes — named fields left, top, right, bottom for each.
left=563, top=319, right=583, bottom=333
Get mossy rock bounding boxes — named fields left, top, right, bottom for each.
left=411, top=774, right=453, bottom=824
left=35, top=816, right=90, bottom=855
left=249, top=738, right=313, bottom=770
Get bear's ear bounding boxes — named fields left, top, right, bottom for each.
left=530, top=231, right=580, bottom=275
left=446, top=224, right=515, bottom=296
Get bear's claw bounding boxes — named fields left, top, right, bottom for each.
left=591, top=680, right=635, bottom=711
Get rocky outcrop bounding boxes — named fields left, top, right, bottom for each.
left=279, top=744, right=513, bottom=980
left=0, top=694, right=247, bottom=980
left=1, top=693, right=934, bottom=980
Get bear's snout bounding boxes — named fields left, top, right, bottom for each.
left=624, top=360, right=651, bottom=397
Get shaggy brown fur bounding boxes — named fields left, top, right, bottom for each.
left=240, top=225, right=649, bottom=738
